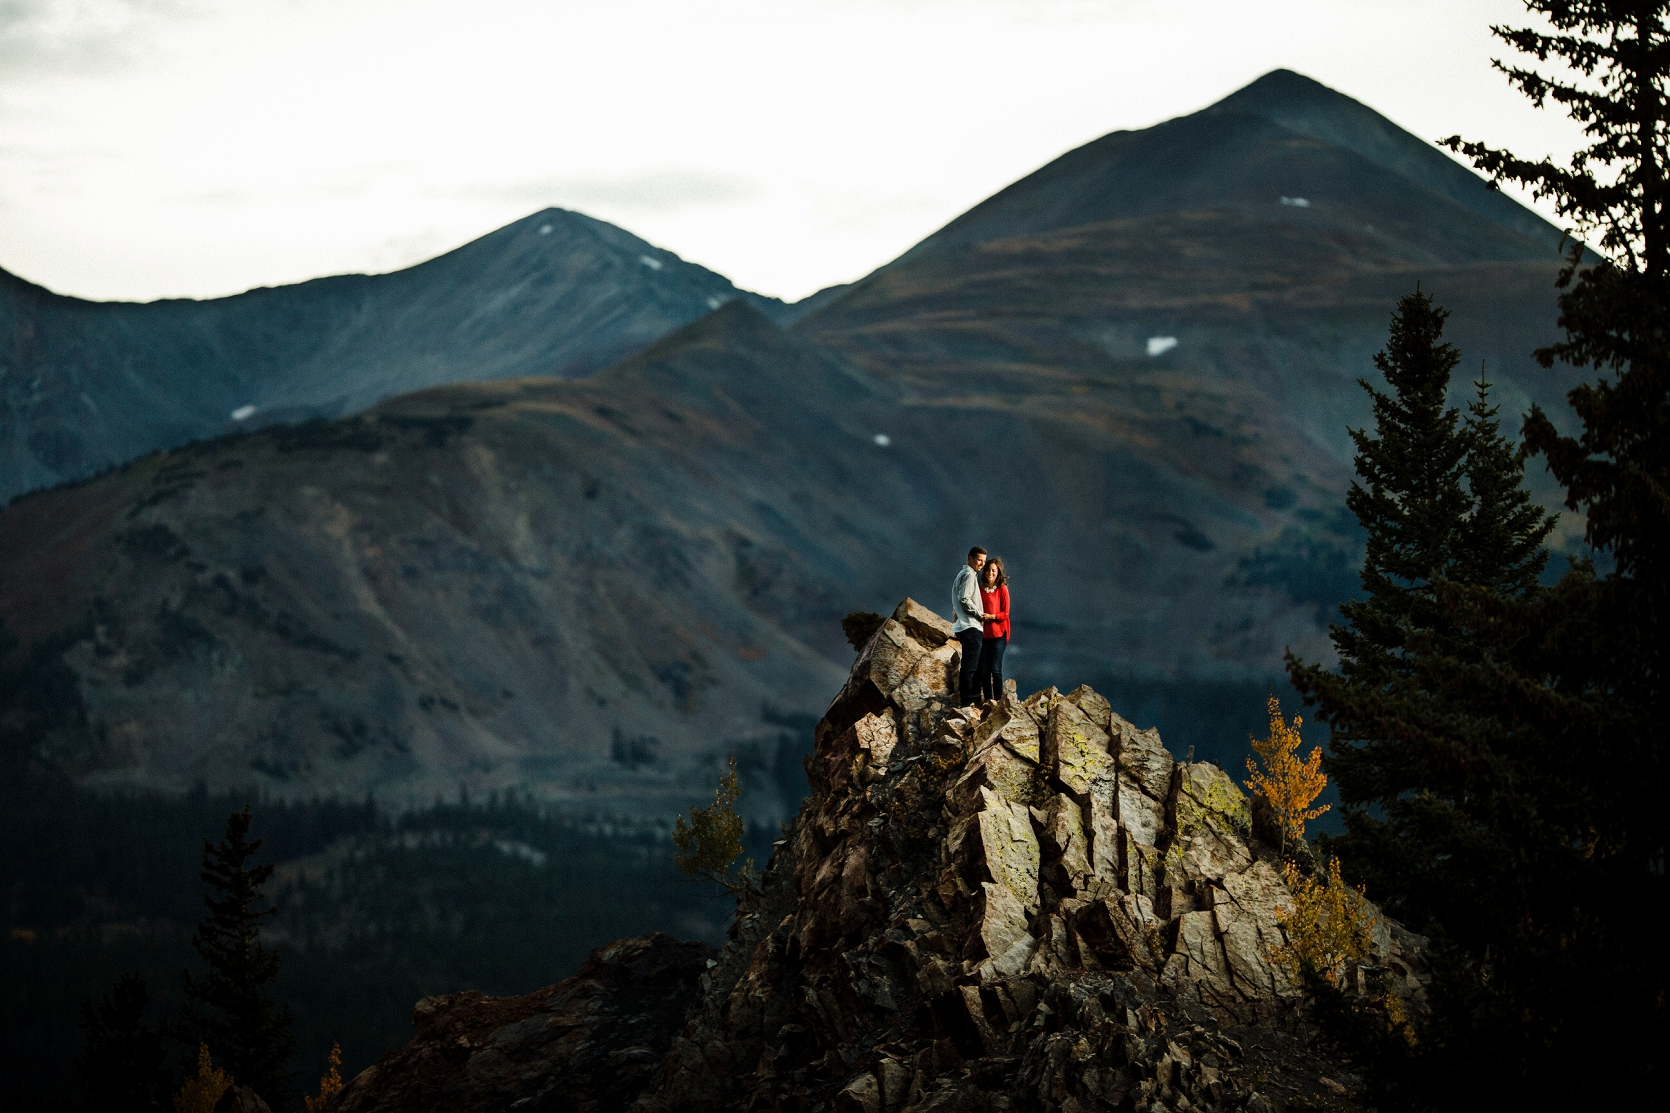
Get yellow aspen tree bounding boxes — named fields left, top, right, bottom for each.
left=1244, top=696, right=1329, bottom=854
left=673, top=756, right=754, bottom=895
left=173, top=1044, right=233, bottom=1113
left=1275, top=856, right=1379, bottom=987
left=304, top=1042, right=344, bottom=1112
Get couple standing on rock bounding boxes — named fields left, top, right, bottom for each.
left=951, top=546, right=1011, bottom=707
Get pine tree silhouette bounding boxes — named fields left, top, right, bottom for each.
left=77, top=971, right=170, bottom=1111
left=177, top=806, right=295, bottom=1107
left=1429, top=2, right=1669, bottom=1097
left=1287, top=289, right=1554, bottom=931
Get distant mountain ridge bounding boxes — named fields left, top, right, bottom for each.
left=0, top=70, right=1590, bottom=818
left=0, top=209, right=789, bottom=503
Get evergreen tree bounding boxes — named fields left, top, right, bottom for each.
left=1407, top=1, right=1670, bottom=1099
left=1475, top=3, right=1669, bottom=945
left=1287, top=292, right=1545, bottom=925
left=177, top=807, right=295, bottom=1107
left=1286, top=290, right=1562, bottom=1107
left=1456, top=374, right=1554, bottom=594
left=77, top=972, right=170, bottom=1112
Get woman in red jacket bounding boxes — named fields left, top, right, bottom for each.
left=976, top=556, right=1011, bottom=702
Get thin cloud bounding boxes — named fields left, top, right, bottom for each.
left=461, top=168, right=762, bottom=215
left=0, top=0, right=206, bottom=80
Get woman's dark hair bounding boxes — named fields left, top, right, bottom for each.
left=984, top=556, right=1007, bottom=587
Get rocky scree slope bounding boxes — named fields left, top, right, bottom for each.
left=332, top=600, right=1428, bottom=1113
left=0, top=305, right=873, bottom=817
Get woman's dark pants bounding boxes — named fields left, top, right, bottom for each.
left=976, top=636, right=1007, bottom=702
left=956, top=629, right=984, bottom=705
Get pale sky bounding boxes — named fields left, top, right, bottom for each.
left=0, top=0, right=1589, bottom=304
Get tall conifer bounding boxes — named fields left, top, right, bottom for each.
left=177, top=807, right=295, bottom=1107
left=1424, top=1, right=1668, bottom=1098
left=1287, top=290, right=1485, bottom=900
left=77, top=972, right=170, bottom=1112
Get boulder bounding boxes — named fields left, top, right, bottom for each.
left=1070, top=895, right=1163, bottom=971
left=968, top=880, right=1034, bottom=965
left=1116, top=778, right=1165, bottom=848
left=824, top=619, right=927, bottom=739
left=1120, top=829, right=1161, bottom=898
left=1036, top=792, right=1092, bottom=891
left=949, top=735, right=1039, bottom=815
left=1167, top=763, right=1254, bottom=882
left=969, top=697, right=1041, bottom=763
left=949, top=788, right=1040, bottom=912
left=1041, top=697, right=1114, bottom=807
left=214, top=1088, right=272, bottom=1113
left=1165, top=910, right=1232, bottom=993
left=889, top=639, right=959, bottom=712
left=1064, top=684, right=1113, bottom=733
left=1111, top=714, right=1174, bottom=800
left=835, top=1073, right=881, bottom=1113
left=892, top=597, right=954, bottom=648
left=1216, top=862, right=1298, bottom=999
left=1021, top=686, right=1061, bottom=724
left=811, top=711, right=898, bottom=796
left=1087, top=795, right=1121, bottom=884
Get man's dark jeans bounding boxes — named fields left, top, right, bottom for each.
left=956, top=628, right=984, bottom=706
left=976, top=636, right=1007, bottom=702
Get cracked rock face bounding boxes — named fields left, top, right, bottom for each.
left=637, top=600, right=1430, bottom=1113
left=329, top=599, right=1429, bottom=1113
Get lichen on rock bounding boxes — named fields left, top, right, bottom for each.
left=629, top=600, right=1431, bottom=1113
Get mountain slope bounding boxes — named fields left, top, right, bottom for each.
left=0, top=208, right=782, bottom=503
left=0, top=70, right=1593, bottom=816
left=0, top=303, right=875, bottom=818
left=791, top=70, right=1583, bottom=686
left=0, top=287, right=1374, bottom=815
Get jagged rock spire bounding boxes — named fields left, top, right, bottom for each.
left=639, top=599, right=1428, bottom=1112
left=327, top=599, right=1429, bottom=1113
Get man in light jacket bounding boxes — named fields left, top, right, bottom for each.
left=952, top=547, right=992, bottom=706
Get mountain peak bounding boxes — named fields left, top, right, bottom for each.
left=1204, top=68, right=1563, bottom=247
left=1208, top=67, right=1346, bottom=114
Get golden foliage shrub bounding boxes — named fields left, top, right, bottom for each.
left=173, top=1044, right=233, bottom=1113
left=1244, top=695, right=1329, bottom=851
left=673, top=756, right=754, bottom=894
left=304, top=1042, right=344, bottom=1112
left=1275, top=855, right=1379, bottom=986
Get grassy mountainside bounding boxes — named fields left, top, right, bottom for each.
left=793, top=71, right=1584, bottom=688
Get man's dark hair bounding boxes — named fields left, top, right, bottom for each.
left=967, top=546, right=987, bottom=560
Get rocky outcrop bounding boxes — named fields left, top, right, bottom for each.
left=636, top=599, right=1429, bottom=1113
left=330, top=599, right=1427, bottom=1113
left=214, top=1087, right=273, bottom=1113
left=329, top=933, right=714, bottom=1113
